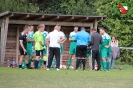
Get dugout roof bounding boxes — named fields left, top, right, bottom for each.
left=0, top=11, right=106, bottom=23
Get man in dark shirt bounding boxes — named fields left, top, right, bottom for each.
left=19, top=25, right=29, bottom=69
left=91, top=28, right=102, bottom=71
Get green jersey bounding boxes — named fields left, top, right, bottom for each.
left=27, top=31, right=34, bottom=46
left=33, top=31, right=44, bottom=50
left=101, top=33, right=111, bottom=50
left=42, top=31, right=48, bottom=46
left=69, top=31, right=77, bottom=46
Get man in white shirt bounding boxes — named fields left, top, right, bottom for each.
left=46, top=24, right=65, bottom=70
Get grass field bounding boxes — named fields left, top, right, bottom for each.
left=0, top=65, right=133, bottom=88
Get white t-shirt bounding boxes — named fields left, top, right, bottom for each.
left=46, top=30, right=64, bottom=48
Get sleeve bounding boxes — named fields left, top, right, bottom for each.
left=91, top=35, right=94, bottom=45
left=107, top=35, right=111, bottom=42
left=19, top=35, right=23, bottom=41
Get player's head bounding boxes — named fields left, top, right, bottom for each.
left=74, top=25, right=78, bottom=32
left=37, top=24, right=45, bottom=32
left=99, top=27, right=105, bottom=35
left=23, top=25, right=29, bottom=34
left=28, top=24, right=34, bottom=31
left=112, top=35, right=117, bottom=40
left=55, top=24, right=61, bottom=31
left=91, top=27, right=97, bottom=33
left=81, top=26, right=85, bottom=30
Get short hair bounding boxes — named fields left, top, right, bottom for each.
left=37, top=24, right=45, bottom=29
left=99, top=27, right=104, bottom=30
left=104, top=29, right=108, bottom=33
left=56, top=24, right=61, bottom=26
left=91, top=27, right=96, bottom=31
left=23, top=25, right=29, bottom=30
left=74, top=25, right=78, bottom=28
left=28, top=24, right=33, bottom=27
left=81, top=26, right=85, bottom=29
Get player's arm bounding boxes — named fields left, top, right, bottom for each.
left=26, top=34, right=34, bottom=42
left=58, top=36, right=65, bottom=43
left=90, top=35, right=94, bottom=45
left=46, top=34, right=50, bottom=46
left=105, top=37, right=111, bottom=48
left=69, top=33, right=74, bottom=42
left=60, top=36, right=67, bottom=44
left=27, top=37, right=34, bottom=42
left=19, top=36, right=26, bottom=52
left=20, top=41, right=26, bottom=52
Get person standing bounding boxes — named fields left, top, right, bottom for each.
left=99, top=28, right=111, bottom=71
left=90, top=28, right=102, bottom=71
left=110, top=36, right=119, bottom=69
left=26, top=25, right=34, bottom=68
left=33, top=24, right=45, bottom=69
left=46, top=24, right=65, bottom=71
left=67, top=26, right=78, bottom=69
left=38, top=25, right=48, bottom=68
left=19, top=25, right=29, bottom=69
left=74, top=26, right=91, bottom=71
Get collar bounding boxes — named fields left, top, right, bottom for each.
left=53, top=30, right=58, bottom=32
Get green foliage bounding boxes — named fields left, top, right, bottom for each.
left=95, top=0, right=133, bottom=65
left=0, top=0, right=37, bottom=13
left=0, top=0, right=133, bottom=65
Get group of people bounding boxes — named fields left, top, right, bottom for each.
left=18, top=24, right=119, bottom=71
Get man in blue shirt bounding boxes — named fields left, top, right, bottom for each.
left=74, top=26, right=91, bottom=71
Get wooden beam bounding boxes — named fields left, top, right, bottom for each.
left=16, top=26, right=19, bottom=64
left=9, top=20, right=93, bottom=27
left=18, top=14, right=29, bottom=20
left=3, top=18, right=9, bottom=66
left=0, top=19, right=5, bottom=66
left=34, top=15, right=44, bottom=21
left=78, top=17, right=89, bottom=22
left=49, top=16, right=60, bottom=21
left=94, top=19, right=98, bottom=30
left=7, top=13, right=14, bottom=18
left=65, top=16, right=74, bottom=22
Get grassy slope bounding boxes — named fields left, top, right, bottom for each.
left=0, top=66, right=133, bottom=88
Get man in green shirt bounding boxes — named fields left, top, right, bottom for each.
left=33, top=24, right=45, bottom=69
left=99, top=28, right=111, bottom=71
left=67, top=26, right=78, bottom=69
left=26, top=25, right=34, bottom=68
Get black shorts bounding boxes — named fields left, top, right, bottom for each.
left=76, top=45, right=87, bottom=57
left=36, top=50, right=43, bottom=56
left=19, top=47, right=27, bottom=55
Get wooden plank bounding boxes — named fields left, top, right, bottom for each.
left=0, top=19, right=5, bottom=66
left=18, top=14, right=29, bottom=20
left=16, top=26, right=19, bottom=64
left=9, top=20, right=93, bottom=27
left=94, top=19, right=98, bottom=30
left=2, top=18, right=9, bottom=66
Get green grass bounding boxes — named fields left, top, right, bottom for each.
left=0, top=66, right=133, bottom=88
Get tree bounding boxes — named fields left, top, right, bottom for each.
left=0, top=0, right=37, bottom=13
left=94, top=0, right=133, bottom=64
